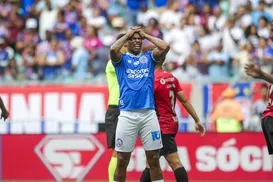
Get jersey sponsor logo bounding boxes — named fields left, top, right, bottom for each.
left=128, top=60, right=132, bottom=63
left=116, top=138, right=123, bottom=147
left=139, top=56, right=148, bottom=63
left=160, top=78, right=166, bottom=84
left=35, top=135, right=105, bottom=181
left=151, top=131, right=161, bottom=141
left=126, top=68, right=149, bottom=79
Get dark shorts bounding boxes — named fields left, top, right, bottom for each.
left=159, top=134, right=178, bottom=156
left=261, top=116, right=273, bottom=155
left=105, top=105, right=120, bottom=148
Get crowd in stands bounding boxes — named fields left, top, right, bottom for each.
left=0, top=0, right=272, bottom=83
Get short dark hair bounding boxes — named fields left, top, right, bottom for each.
left=117, top=33, right=126, bottom=40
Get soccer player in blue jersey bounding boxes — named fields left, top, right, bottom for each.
left=110, top=26, right=170, bottom=182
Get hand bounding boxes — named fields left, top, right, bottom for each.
left=244, top=63, right=262, bottom=78
left=1, top=110, right=9, bottom=121
left=195, top=121, right=206, bottom=136
left=139, top=29, right=146, bottom=39
left=125, top=26, right=141, bottom=39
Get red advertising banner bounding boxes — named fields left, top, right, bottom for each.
left=0, top=84, right=191, bottom=126
left=2, top=133, right=273, bottom=181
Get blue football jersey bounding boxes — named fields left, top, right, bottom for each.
left=113, top=51, right=159, bottom=111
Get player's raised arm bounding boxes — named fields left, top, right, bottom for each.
left=177, top=91, right=206, bottom=136
left=141, top=31, right=170, bottom=62
left=110, top=26, right=140, bottom=62
left=245, top=63, right=273, bottom=84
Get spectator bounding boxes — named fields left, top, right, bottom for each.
left=64, top=0, right=81, bottom=34
left=0, top=0, right=12, bottom=20
left=245, top=24, right=260, bottom=47
left=53, top=10, right=69, bottom=41
left=77, top=16, right=87, bottom=37
left=126, top=0, right=148, bottom=26
left=6, top=1, right=24, bottom=49
left=0, top=37, right=10, bottom=78
left=142, top=18, right=163, bottom=52
left=159, top=0, right=182, bottom=30
left=198, top=26, right=219, bottom=51
left=185, top=41, right=209, bottom=82
left=40, top=39, right=65, bottom=80
left=254, top=37, right=273, bottom=74
left=222, top=18, right=245, bottom=62
left=257, top=16, right=271, bottom=38
left=207, top=40, right=229, bottom=82
left=70, top=36, right=89, bottom=80
left=235, top=5, right=252, bottom=30
left=233, top=42, right=255, bottom=80
left=38, top=0, right=58, bottom=40
left=137, top=5, right=159, bottom=26
left=208, top=5, right=227, bottom=32
left=16, top=18, right=39, bottom=52
left=0, top=18, right=9, bottom=38
left=87, top=7, right=107, bottom=29
left=199, top=3, right=212, bottom=28
left=211, top=88, right=244, bottom=132
left=164, top=17, right=191, bottom=64
left=251, top=0, right=272, bottom=26
left=35, top=30, right=52, bottom=61
left=22, top=45, right=39, bottom=80
left=60, top=29, right=74, bottom=73
left=84, top=25, right=103, bottom=52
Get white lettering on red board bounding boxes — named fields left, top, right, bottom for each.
left=0, top=92, right=106, bottom=133
left=125, top=139, right=272, bottom=173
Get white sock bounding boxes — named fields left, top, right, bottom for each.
left=152, top=180, right=164, bottom=182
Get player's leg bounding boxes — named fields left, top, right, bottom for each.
left=261, top=116, right=273, bottom=155
left=114, top=111, right=138, bottom=182
left=163, top=134, right=189, bottom=182
left=105, top=106, right=120, bottom=182
left=140, top=139, right=166, bottom=182
left=140, top=109, right=164, bottom=181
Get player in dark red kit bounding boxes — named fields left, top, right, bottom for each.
left=245, top=20, right=273, bottom=155
left=140, top=59, right=205, bottom=182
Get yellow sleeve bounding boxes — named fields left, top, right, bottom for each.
left=106, top=60, right=115, bottom=74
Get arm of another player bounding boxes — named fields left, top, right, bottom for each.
left=177, top=91, right=206, bottom=136
left=141, top=31, right=170, bottom=62
left=0, top=97, right=9, bottom=121
left=110, top=26, right=141, bottom=62
left=245, top=63, right=273, bottom=84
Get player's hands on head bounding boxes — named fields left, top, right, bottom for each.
left=195, top=121, right=206, bottom=136
left=244, top=63, right=262, bottom=78
left=1, top=110, right=9, bottom=121
left=126, top=26, right=141, bottom=39
left=139, top=29, right=146, bottom=39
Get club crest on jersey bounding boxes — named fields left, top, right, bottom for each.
left=139, top=56, right=148, bottom=63
left=160, top=78, right=166, bottom=84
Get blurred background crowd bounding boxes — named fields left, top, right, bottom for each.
left=0, top=0, right=272, bottom=83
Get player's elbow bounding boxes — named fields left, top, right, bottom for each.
left=110, top=46, right=118, bottom=54
left=164, top=43, right=170, bottom=52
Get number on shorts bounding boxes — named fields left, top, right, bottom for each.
left=169, top=90, right=175, bottom=112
